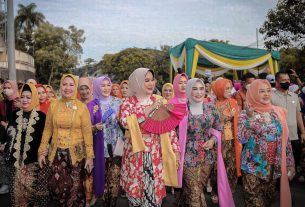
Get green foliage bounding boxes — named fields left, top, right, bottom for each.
left=209, top=39, right=230, bottom=44
left=260, top=0, right=305, bottom=49
left=279, top=47, right=305, bottom=79
left=33, top=22, right=85, bottom=87
left=15, top=3, right=45, bottom=53
left=96, top=46, right=171, bottom=89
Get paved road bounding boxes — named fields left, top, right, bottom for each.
left=0, top=180, right=304, bottom=206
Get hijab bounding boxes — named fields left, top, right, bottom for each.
left=93, top=76, right=112, bottom=104
left=212, top=78, right=232, bottom=101
left=111, top=83, right=122, bottom=99
left=128, top=68, right=154, bottom=98
left=3, top=80, right=19, bottom=101
left=20, top=83, right=39, bottom=112
left=173, top=73, right=188, bottom=100
left=35, top=83, right=47, bottom=102
left=35, top=84, right=50, bottom=114
left=60, top=74, right=78, bottom=100
left=44, top=84, right=57, bottom=99
left=246, top=79, right=272, bottom=114
left=162, top=83, right=174, bottom=100
left=26, top=78, right=37, bottom=85
left=78, top=77, right=93, bottom=103
left=186, top=78, right=204, bottom=115
left=120, top=80, right=129, bottom=98
left=79, top=77, right=93, bottom=91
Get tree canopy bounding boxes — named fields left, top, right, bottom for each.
left=12, top=3, right=86, bottom=87
left=260, top=0, right=305, bottom=49
left=33, top=22, right=85, bottom=87
left=15, top=3, right=45, bottom=54
left=96, top=46, right=171, bottom=88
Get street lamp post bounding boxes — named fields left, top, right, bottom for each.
left=7, top=0, right=16, bottom=80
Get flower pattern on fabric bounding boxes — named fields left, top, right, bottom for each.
left=237, top=111, right=295, bottom=180
left=99, top=97, right=123, bottom=158
left=119, top=95, right=179, bottom=205
left=184, top=103, right=222, bottom=167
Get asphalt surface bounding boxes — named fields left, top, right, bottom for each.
left=0, top=179, right=304, bottom=206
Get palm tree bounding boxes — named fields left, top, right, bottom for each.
left=15, top=3, right=45, bottom=53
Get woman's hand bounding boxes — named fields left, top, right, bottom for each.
left=95, top=123, right=103, bottom=131
left=38, top=154, right=46, bottom=168
left=202, top=139, right=215, bottom=150
left=85, top=158, right=94, bottom=174
left=245, top=102, right=254, bottom=118
left=0, top=121, right=8, bottom=129
left=144, top=99, right=163, bottom=117
left=287, top=166, right=296, bottom=180
left=0, top=144, right=5, bottom=152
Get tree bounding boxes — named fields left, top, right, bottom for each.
left=260, top=0, right=305, bottom=49
left=209, top=39, right=230, bottom=44
left=15, top=3, right=45, bottom=53
left=96, top=46, right=171, bottom=88
left=83, top=58, right=96, bottom=76
left=33, top=22, right=85, bottom=87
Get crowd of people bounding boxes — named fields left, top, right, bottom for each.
left=0, top=67, right=304, bottom=207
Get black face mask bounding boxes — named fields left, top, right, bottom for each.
left=280, top=82, right=290, bottom=90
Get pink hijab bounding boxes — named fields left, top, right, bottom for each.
left=3, top=80, right=19, bottom=101
left=246, top=79, right=273, bottom=114
left=172, top=73, right=188, bottom=103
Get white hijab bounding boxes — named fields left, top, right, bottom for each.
left=186, top=78, right=205, bottom=115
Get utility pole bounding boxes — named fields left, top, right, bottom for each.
left=256, top=28, right=259, bottom=48
left=7, top=0, right=16, bottom=80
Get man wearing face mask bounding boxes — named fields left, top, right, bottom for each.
left=234, top=72, right=256, bottom=110
left=272, top=71, right=305, bottom=179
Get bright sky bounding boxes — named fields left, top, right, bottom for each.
left=14, top=0, right=277, bottom=64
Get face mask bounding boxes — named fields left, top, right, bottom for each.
left=302, top=87, right=305, bottom=94
left=3, top=89, right=13, bottom=97
left=280, top=82, right=290, bottom=90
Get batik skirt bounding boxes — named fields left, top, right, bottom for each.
left=181, top=163, right=212, bottom=207
left=222, top=139, right=238, bottom=192
left=127, top=152, right=161, bottom=207
left=102, top=156, right=122, bottom=207
left=8, top=162, right=50, bottom=207
left=242, top=171, right=276, bottom=207
left=48, top=149, right=86, bottom=207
